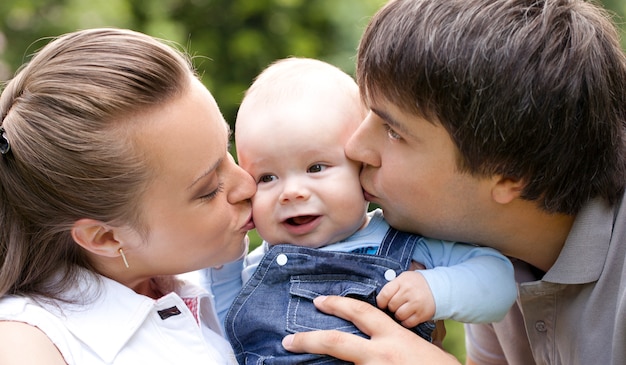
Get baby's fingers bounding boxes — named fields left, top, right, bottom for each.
left=376, top=280, right=399, bottom=309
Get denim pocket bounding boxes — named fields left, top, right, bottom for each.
left=286, top=274, right=379, bottom=334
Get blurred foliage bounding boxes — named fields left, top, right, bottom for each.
left=1, top=0, right=624, bottom=126
left=0, top=0, right=386, bottom=126
left=1, top=0, right=625, bottom=362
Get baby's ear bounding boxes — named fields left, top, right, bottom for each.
left=491, top=176, right=524, bottom=204
left=71, top=219, right=120, bottom=257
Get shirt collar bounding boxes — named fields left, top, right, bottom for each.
left=40, top=272, right=155, bottom=362
left=542, top=197, right=614, bottom=284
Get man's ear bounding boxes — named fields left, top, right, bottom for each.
left=491, top=176, right=525, bottom=204
left=71, top=218, right=120, bottom=258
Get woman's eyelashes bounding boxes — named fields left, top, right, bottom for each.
left=199, top=182, right=224, bottom=201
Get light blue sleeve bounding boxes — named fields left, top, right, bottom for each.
left=198, top=244, right=266, bottom=328
left=413, top=238, right=517, bottom=323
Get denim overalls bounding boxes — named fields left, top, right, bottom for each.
left=224, top=227, right=436, bottom=364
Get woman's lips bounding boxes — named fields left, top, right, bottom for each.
left=241, top=215, right=256, bottom=231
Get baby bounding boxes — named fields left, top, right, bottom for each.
left=199, top=57, right=516, bottom=364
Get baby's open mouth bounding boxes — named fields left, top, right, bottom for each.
left=285, top=215, right=319, bottom=226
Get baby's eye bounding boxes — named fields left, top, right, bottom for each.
left=258, top=174, right=277, bottom=184
left=384, top=124, right=402, bottom=140
left=308, top=164, right=327, bottom=173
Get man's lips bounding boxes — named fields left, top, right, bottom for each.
left=363, top=190, right=377, bottom=202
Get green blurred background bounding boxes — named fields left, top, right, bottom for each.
left=1, top=0, right=625, bottom=362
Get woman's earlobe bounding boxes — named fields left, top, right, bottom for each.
left=71, top=219, right=120, bottom=257
left=491, top=176, right=524, bottom=204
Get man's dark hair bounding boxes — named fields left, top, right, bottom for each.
left=358, top=0, right=626, bottom=214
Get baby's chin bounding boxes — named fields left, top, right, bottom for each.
left=266, top=234, right=329, bottom=249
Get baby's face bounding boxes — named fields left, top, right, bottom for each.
left=236, top=93, right=368, bottom=248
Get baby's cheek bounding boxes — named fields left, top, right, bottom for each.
left=251, top=194, right=272, bottom=217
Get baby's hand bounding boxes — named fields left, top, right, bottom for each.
left=376, top=271, right=435, bottom=328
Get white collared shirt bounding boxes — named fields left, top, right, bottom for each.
left=0, top=270, right=236, bottom=364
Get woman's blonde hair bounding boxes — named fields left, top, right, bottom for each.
left=0, top=28, right=194, bottom=299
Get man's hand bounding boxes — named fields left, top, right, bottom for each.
left=281, top=295, right=460, bottom=365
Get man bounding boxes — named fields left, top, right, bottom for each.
left=283, top=0, right=626, bottom=364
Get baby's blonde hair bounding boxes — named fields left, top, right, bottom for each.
left=243, top=57, right=361, bottom=108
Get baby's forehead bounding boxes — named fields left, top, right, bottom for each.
left=244, top=78, right=358, bottom=111
left=237, top=92, right=360, bottom=131
left=241, top=141, right=346, bottom=171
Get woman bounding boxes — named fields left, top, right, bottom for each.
left=0, top=28, right=255, bottom=364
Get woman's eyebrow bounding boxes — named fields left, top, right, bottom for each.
left=187, top=157, right=223, bottom=190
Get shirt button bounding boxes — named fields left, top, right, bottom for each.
left=535, top=320, right=547, bottom=332
left=384, top=269, right=397, bottom=281
left=276, top=254, right=288, bottom=266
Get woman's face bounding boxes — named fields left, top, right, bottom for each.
left=127, top=77, right=255, bottom=276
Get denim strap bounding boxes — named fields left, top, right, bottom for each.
left=376, top=227, right=418, bottom=271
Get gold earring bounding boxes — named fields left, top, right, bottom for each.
left=118, top=247, right=130, bottom=269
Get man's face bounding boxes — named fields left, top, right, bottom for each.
left=345, top=98, right=493, bottom=244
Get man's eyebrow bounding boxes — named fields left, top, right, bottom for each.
left=187, top=157, right=223, bottom=190
left=371, top=107, right=412, bottom=136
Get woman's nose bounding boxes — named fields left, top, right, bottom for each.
left=227, top=155, right=256, bottom=204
